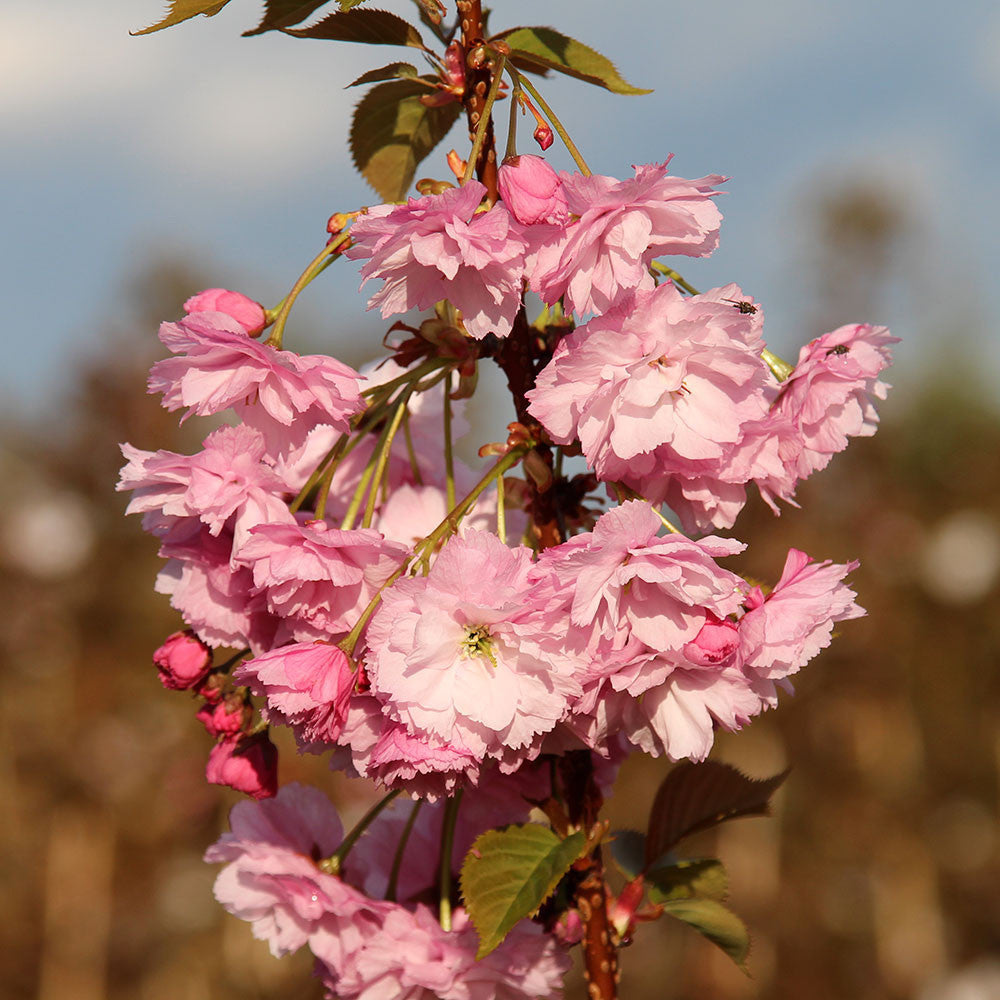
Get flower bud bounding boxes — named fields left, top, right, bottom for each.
left=497, top=155, right=569, bottom=226
left=683, top=618, right=740, bottom=667
left=183, top=288, right=266, bottom=337
left=532, top=123, right=554, bottom=151
left=153, top=630, right=212, bottom=691
left=206, top=733, right=278, bottom=799
left=196, top=695, right=247, bottom=737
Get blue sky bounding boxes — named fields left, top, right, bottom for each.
left=4, top=0, right=999, bottom=415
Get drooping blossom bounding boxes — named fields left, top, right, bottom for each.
left=364, top=530, right=581, bottom=765
left=148, top=310, right=364, bottom=439
left=331, top=693, right=484, bottom=800
left=497, top=155, right=569, bottom=225
left=347, top=182, right=529, bottom=339
left=757, top=323, right=897, bottom=505
left=239, top=520, right=408, bottom=644
left=206, top=732, right=279, bottom=799
left=314, top=904, right=569, bottom=1000
left=119, top=424, right=294, bottom=553
left=739, top=548, right=864, bottom=686
left=527, top=283, right=773, bottom=511
left=152, top=630, right=212, bottom=689
left=235, top=642, right=356, bottom=749
left=184, top=287, right=266, bottom=336
left=205, top=783, right=382, bottom=955
left=528, top=159, right=725, bottom=316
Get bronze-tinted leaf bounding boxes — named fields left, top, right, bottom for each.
left=608, top=829, right=646, bottom=879
left=460, top=825, right=587, bottom=959
left=347, top=62, right=419, bottom=87
left=284, top=8, right=426, bottom=48
left=350, top=79, right=460, bottom=201
left=133, top=0, right=232, bottom=35
left=645, top=762, right=789, bottom=864
left=492, top=26, right=651, bottom=95
left=243, top=0, right=330, bottom=36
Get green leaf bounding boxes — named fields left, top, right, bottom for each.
left=492, top=26, right=651, bottom=95
left=608, top=829, right=646, bottom=879
left=133, top=0, right=232, bottom=35
left=243, top=1, right=330, bottom=36
left=645, top=762, right=789, bottom=864
left=661, top=897, right=751, bottom=972
left=284, top=8, right=426, bottom=48
left=647, top=859, right=729, bottom=904
left=350, top=79, right=461, bottom=201
left=347, top=62, right=419, bottom=87
left=460, top=825, right=586, bottom=959
left=339, top=0, right=370, bottom=8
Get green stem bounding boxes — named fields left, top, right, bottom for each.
left=650, top=260, right=699, bottom=296
left=462, top=53, right=507, bottom=187
left=402, top=409, right=423, bottom=485
left=266, top=231, right=350, bottom=349
left=513, top=69, right=591, bottom=176
left=289, top=435, right=348, bottom=514
left=504, top=70, right=520, bottom=160
left=320, top=790, right=401, bottom=875
left=386, top=799, right=424, bottom=902
left=496, top=472, right=506, bottom=544
left=363, top=391, right=412, bottom=529
left=761, top=347, right=795, bottom=382
left=443, top=371, right=456, bottom=512
left=438, top=790, right=464, bottom=931
left=362, top=358, right=446, bottom=399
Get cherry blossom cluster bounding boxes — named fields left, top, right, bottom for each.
left=121, top=152, right=894, bottom=998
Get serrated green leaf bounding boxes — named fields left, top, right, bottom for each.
left=350, top=79, right=461, bottom=201
left=647, top=859, right=729, bottom=904
left=662, top=897, right=751, bottom=971
left=646, top=762, right=789, bottom=864
left=339, top=0, right=369, bottom=9
left=284, top=8, right=426, bottom=48
left=243, top=1, right=330, bottom=36
left=460, top=825, right=586, bottom=959
left=608, top=829, right=646, bottom=879
left=133, top=0, right=232, bottom=35
left=492, top=26, right=651, bottom=95
left=347, top=61, right=419, bottom=87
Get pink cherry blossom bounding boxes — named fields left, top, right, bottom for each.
left=765, top=322, right=897, bottom=485
left=148, top=310, right=364, bottom=434
left=528, top=159, right=725, bottom=316
left=739, top=548, right=864, bottom=683
left=346, top=182, right=529, bottom=339
left=365, top=530, right=581, bottom=764
left=235, top=642, right=356, bottom=749
left=206, top=732, right=278, bottom=799
left=497, top=155, right=569, bottom=225
left=239, top=520, right=408, bottom=643
left=205, top=783, right=381, bottom=956
left=152, top=630, right=212, bottom=689
left=527, top=282, right=773, bottom=507
left=184, top=287, right=266, bottom=336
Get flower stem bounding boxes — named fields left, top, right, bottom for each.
left=650, top=260, right=699, bottom=296
left=321, top=789, right=401, bottom=875
left=512, top=70, right=591, bottom=176
left=386, top=799, right=423, bottom=902
left=362, top=390, right=412, bottom=529
left=443, top=371, right=456, bottom=511
left=266, top=231, right=351, bottom=349
left=438, top=790, right=463, bottom=931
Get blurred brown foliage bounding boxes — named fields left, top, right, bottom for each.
left=3, top=188, right=998, bottom=1000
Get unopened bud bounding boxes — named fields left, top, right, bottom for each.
left=206, top=732, right=278, bottom=800
left=184, top=289, right=266, bottom=338
left=415, top=178, right=455, bottom=196
left=153, top=630, right=212, bottom=690
left=533, top=123, right=554, bottom=151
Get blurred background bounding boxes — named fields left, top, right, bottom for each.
left=2, top=1, right=998, bottom=998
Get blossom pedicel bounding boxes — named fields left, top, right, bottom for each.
left=123, top=5, right=896, bottom=996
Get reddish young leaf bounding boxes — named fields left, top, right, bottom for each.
left=645, top=761, right=789, bottom=865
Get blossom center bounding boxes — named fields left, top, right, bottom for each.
left=459, top=625, right=498, bottom=668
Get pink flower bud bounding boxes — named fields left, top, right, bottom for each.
left=153, top=630, right=212, bottom=690
left=183, top=288, right=266, bottom=337
left=532, top=123, right=554, bottom=151
left=553, top=907, right=584, bottom=946
left=683, top=618, right=740, bottom=667
left=206, top=733, right=278, bottom=799
left=497, top=155, right=569, bottom=226
left=196, top=696, right=247, bottom=737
